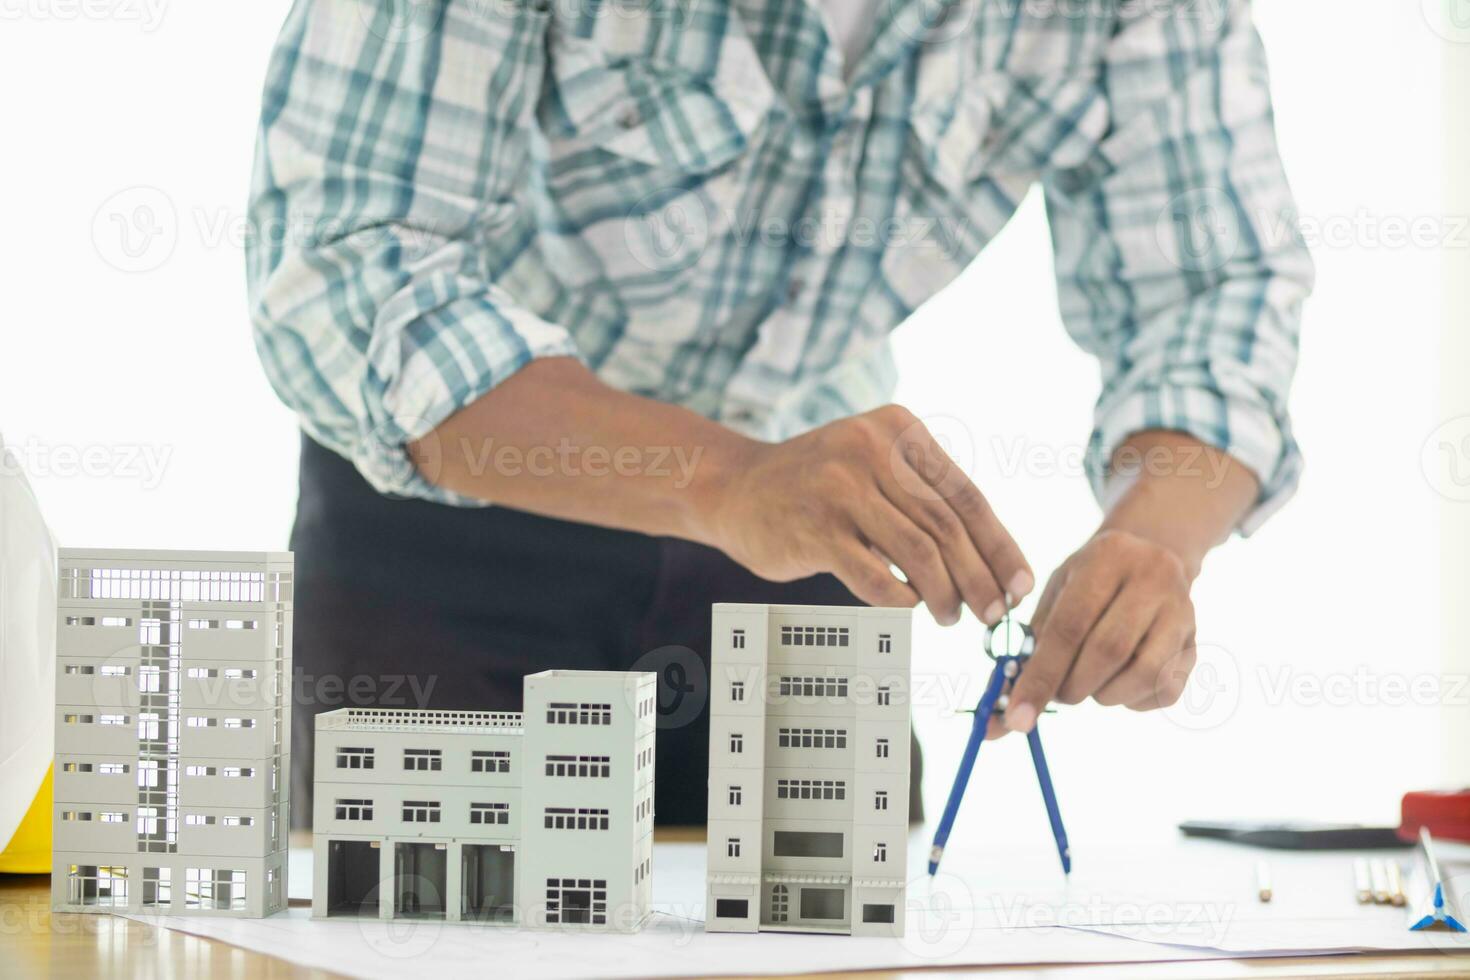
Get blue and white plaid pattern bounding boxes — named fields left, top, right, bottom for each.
left=247, top=0, right=1313, bottom=529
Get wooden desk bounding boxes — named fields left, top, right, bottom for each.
left=4, top=830, right=1466, bottom=979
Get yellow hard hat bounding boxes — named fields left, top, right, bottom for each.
left=0, top=435, right=57, bottom=874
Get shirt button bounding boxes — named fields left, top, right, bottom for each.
left=786, top=278, right=805, bottom=303
left=617, top=107, right=642, bottom=130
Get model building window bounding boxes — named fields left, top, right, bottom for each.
left=63, top=664, right=95, bottom=675
left=98, top=763, right=129, bottom=775
left=769, top=884, right=790, bottom=922
left=873, top=842, right=888, bottom=863
left=731, top=628, right=746, bottom=649
left=99, top=664, right=130, bottom=677
left=137, top=666, right=162, bottom=693
left=878, top=633, right=893, bottom=653
left=543, top=807, right=610, bottom=830
left=728, top=786, right=742, bottom=806
left=185, top=868, right=246, bottom=911
left=402, top=801, right=441, bottom=823
left=335, top=799, right=373, bottom=821
left=728, top=733, right=743, bottom=753
left=141, top=867, right=171, bottom=907
left=776, top=727, right=847, bottom=749
left=469, top=802, right=510, bottom=825
left=874, top=790, right=889, bottom=811
left=775, top=779, right=846, bottom=801
left=544, top=754, right=611, bottom=778
left=63, top=713, right=94, bottom=724
left=185, top=716, right=217, bottom=728
left=545, top=701, right=612, bottom=725
left=61, top=763, right=93, bottom=773
left=876, top=737, right=890, bottom=759
left=66, top=864, right=129, bottom=908
left=186, top=765, right=217, bottom=777
left=471, top=750, right=511, bottom=773
left=726, top=837, right=741, bottom=858
left=779, top=625, right=850, bottom=647
left=776, top=675, right=848, bottom=698
left=545, top=878, right=606, bottom=925
left=99, top=714, right=129, bottom=726
left=476, top=752, right=517, bottom=775
left=184, top=814, right=216, bottom=827
left=222, top=717, right=255, bottom=729
left=222, top=766, right=254, bottom=778
left=222, top=816, right=254, bottom=827
left=876, top=686, right=892, bottom=706
left=403, top=748, right=442, bottom=771
left=730, top=680, right=745, bottom=702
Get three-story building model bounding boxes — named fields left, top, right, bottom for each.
left=311, top=670, right=656, bottom=930
left=705, top=603, right=912, bottom=937
left=52, top=550, right=294, bottom=917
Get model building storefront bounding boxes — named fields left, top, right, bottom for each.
left=52, top=550, right=294, bottom=918
left=312, top=670, right=656, bottom=930
left=705, top=604, right=912, bottom=937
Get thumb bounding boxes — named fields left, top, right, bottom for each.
left=1005, top=650, right=1067, bottom=733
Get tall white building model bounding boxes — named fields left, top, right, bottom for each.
left=52, top=550, right=293, bottom=917
left=312, top=670, right=656, bottom=930
left=705, top=603, right=911, bottom=936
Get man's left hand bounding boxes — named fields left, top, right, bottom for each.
left=996, top=529, right=1197, bottom=736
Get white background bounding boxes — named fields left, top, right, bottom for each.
left=0, top=1, right=1462, bottom=847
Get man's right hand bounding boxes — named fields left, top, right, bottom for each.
left=702, top=405, right=1033, bottom=625
left=412, top=361, right=1030, bottom=626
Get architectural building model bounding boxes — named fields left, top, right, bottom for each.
left=312, top=669, right=656, bottom=930
left=52, top=549, right=293, bottom=917
left=705, top=603, right=911, bottom=937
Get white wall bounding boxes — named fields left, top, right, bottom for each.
left=0, top=3, right=301, bottom=550
left=1, top=2, right=1460, bottom=843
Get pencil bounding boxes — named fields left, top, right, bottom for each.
left=1386, top=861, right=1406, bottom=907
left=1353, top=858, right=1372, bottom=903
left=1370, top=859, right=1391, bottom=904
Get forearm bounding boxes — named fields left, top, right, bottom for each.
left=407, top=357, right=754, bottom=544
left=1096, top=430, right=1260, bottom=580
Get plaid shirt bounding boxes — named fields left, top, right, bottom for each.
left=247, top=0, right=1313, bottom=529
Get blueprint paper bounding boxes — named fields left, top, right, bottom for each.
left=120, top=838, right=1470, bottom=978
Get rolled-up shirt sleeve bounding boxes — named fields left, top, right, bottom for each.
left=1043, top=0, right=1315, bottom=534
left=246, top=0, right=578, bottom=502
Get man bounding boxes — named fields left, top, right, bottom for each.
left=247, top=0, right=1312, bottom=825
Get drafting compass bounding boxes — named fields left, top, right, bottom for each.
left=927, top=610, right=1072, bottom=876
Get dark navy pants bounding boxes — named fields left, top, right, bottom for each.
left=288, top=434, right=922, bottom=826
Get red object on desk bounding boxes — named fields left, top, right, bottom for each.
left=1399, top=789, right=1470, bottom=844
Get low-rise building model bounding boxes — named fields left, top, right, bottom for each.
left=312, top=669, right=656, bottom=930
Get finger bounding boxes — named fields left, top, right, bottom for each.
left=1028, top=566, right=1068, bottom=637
left=984, top=714, right=1010, bottom=740
left=829, top=540, right=921, bottom=610
left=1096, top=607, right=1195, bottom=708
left=856, top=494, right=963, bottom=625
left=880, top=462, right=1006, bottom=625
left=1007, top=555, right=1124, bottom=731
left=890, top=421, right=1035, bottom=606
left=1124, top=638, right=1197, bottom=711
left=1055, top=579, right=1163, bottom=704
